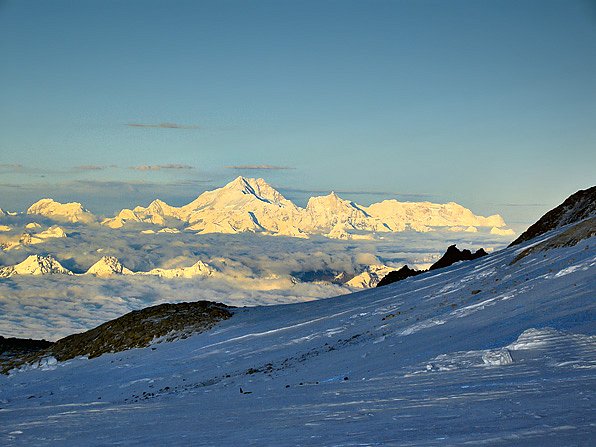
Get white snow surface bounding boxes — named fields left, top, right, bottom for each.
left=100, top=176, right=511, bottom=237
left=26, top=199, right=95, bottom=224
left=0, top=255, right=72, bottom=278
left=0, top=228, right=594, bottom=445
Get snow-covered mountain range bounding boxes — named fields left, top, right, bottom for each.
left=0, top=255, right=216, bottom=280
left=25, top=177, right=512, bottom=238
left=1, top=188, right=594, bottom=446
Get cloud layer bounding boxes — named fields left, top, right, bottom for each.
left=0, top=217, right=512, bottom=340
left=130, top=164, right=194, bottom=171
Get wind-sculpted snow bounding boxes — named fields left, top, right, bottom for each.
left=0, top=226, right=594, bottom=445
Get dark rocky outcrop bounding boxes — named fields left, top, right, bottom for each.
left=0, top=336, right=52, bottom=357
left=509, top=186, right=596, bottom=247
left=511, top=216, right=596, bottom=264
left=1, top=301, right=232, bottom=373
left=0, top=336, right=53, bottom=375
left=376, top=265, right=423, bottom=287
left=377, top=245, right=487, bottom=288
left=428, top=245, right=488, bottom=271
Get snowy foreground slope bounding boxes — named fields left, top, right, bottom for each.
left=1, top=227, right=594, bottom=446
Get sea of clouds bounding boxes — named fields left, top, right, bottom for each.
left=0, top=215, right=512, bottom=340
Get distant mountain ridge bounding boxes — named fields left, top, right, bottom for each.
left=0, top=255, right=216, bottom=279
left=26, top=199, right=95, bottom=224
left=24, top=177, right=511, bottom=238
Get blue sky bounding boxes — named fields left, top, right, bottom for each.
left=1, top=0, right=595, bottom=225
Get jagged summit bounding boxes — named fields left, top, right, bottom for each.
left=27, top=199, right=95, bottom=224
left=86, top=256, right=133, bottom=277
left=0, top=255, right=72, bottom=278
left=2, top=198, right=593, bottom=444
left=142, top=259, right=216, bottom=279
left=56, top=177, right=512, bottom=237
left=222, top=176, right=286, bottom=204
left=183, top=176, right=294, bottom=213
left=428, top=245, right=488, bottom=271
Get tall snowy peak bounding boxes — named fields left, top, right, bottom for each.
left=98, top=177, right=511, bottom=237
left=305, top=192, right=388, bottom=233
left=86, top=256, right=133, bottom=277
left=182, top=177, right=304, bottom=235
left=182, top=177, right=297, bottom=216
left=142, top=260, right=215, bottom=279
left=223, top=176, right=289, bottom=205
left=27, top=199, right=96, bottom=224
left=0, top=255, right=73, bottom=278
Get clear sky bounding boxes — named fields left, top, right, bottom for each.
left=1, top=0, right=595, bottom=226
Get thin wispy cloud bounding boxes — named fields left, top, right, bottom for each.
left=130, top=164, right=194, bottom=171
left=0, top=164, right=72, bottom=176
left=497, top=203, right=547, bottom=207
left=75, top=165, right=118, bottom=171
left=126, top=122, right=199, bottom=129
left=0, top=178, right=215, bottom=214
left=0, top=163, right=24, bottom=170
left=225, top=165, right=294, bottom=170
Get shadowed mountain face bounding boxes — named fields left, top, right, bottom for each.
left=376, top=245, right=488, bottom=287
left=0, top=337, right=53, bottom=374
left=509, top=186, right=596, bottom=247
left=0, top=336, right=51, bottom=356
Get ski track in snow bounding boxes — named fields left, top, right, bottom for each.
left=0, top=233, right=595, bottom=446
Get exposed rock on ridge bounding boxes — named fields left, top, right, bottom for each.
left=49, top=301, right=231, bottom=362
left=376, top=265, right=423, bottom=287
left=376, top=245, right=488, bottom=288
left=1, top=301, right=232, bottom=372
left=510, top=186, right=596, bottom=246
left=428, top=245, right=488, bottom=271
left=512, top=216, right=596, bottom=264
